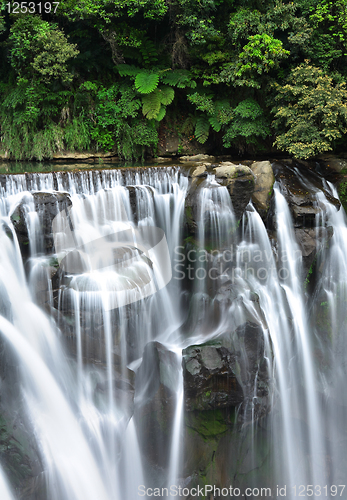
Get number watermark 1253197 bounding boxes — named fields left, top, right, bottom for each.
left=5, top=2, right=59, bottom=14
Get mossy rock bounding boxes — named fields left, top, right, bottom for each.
left=0, top=412, right=36, bottom=496
left=337, top=178, right=347, bottom=213
left=185, top=409, right=230, bottom=439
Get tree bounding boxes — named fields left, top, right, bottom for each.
left=272, top=61, right=347, bottom=158
left=8, top=15, right=79, bottom=83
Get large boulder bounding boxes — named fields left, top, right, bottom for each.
left=213, top=162, right=255, bottom=221
left=182, top=343, right=243, bottom=412
left=182, top=323, right=273, bottom=495
left=317, top=154, right=347, bottom=173
left=250, top=161, right=275, bottom=216
left=182, top=322, right=271, bottom=421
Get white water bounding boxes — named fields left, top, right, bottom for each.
left=0, top=465, right=15, bottom=500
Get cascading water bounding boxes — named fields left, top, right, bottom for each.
left=0, top=164, right=346, bottom=499
left=0, top=465, right=15, bottom=500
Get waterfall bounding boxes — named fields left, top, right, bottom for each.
left=0, top=165, right=346, bottom=499
left=0, top=465, right=15, bottom=500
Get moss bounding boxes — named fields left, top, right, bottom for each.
left=185, top=409, right=228, bottom=439
left=0, top=413, right=33, bottom=489
left=185, top=205, right=195, bottom=226
left=338, top=180, right=347, bottom=213
left=304, top=256, right=316, bottom=288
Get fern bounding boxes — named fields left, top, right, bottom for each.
left=142, top=91, right=161, bottom=119
left=161, top=70, right=196, bottom=88
left=139, top=37, right=158, bottom=66
left=156, top=105, right=166, bottom=121
left=135, top=71, right=160, bottom=93
left=208, top=115, right=221, bottom=132
left=157, top=86, right=174, bottom=105
left=195, top=116, right=210, bottom=144
left=181, top=114, right=196, bottom=135
left=117, top=64, right=140, bottom=77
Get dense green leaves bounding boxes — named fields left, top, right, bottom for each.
left=134, top=72, right=160, bottom=93
left=223, top=99, right=271, bottom=152
left=8, top=16, right=79, bottom=83
left=272, top=61, right=347, bottom=158
left=1, top=0, right=347, bottom=159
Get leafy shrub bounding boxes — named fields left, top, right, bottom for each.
left=223, top=98, right=271, bottom=153
left=8, top=15, right=78, bottom=83
left=272, top=61, right=347, bottom=158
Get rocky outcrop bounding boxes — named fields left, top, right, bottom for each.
left=52, top=151, right=118, bottom=161
left=213, top=162, right=255, bottom=221
left=183, top=161, right=255, bottom=239
left=295, top=226, right=334, bottom=279
left=250, top=160, right=275, bottom=216
left=180, top=154, right=215, bottom=162
left=11, top=192, right=72, bottom=258
left=181, top=323, right=272, bottom=494
left=270, top=161, right=338, bottom=279
left=182, top=343, right=243, bottom=411
left=183, top=322, right=271, bottom=421
left=0, top=408, right=46, bottom=500
left=317, top=154, right=347, bottom=173
left=272, top=161, right=340, bottom=228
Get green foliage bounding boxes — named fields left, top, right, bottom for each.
left=141, top=91, right=161, bottom=119
left=194, top=116, right=210, bottom=143
left=272, top=61, right=347, bottom=158
left=337, top=180, right=347, bottom=213
left=234, top=34, right=290, bottom=87
left=185, top=93, right=233, bottom=143
left=135, top=72, right=160, bottom=93
left=157, top=86, right=175, bottom=105
left=8, top=16, right=79, bottom=83
left=59, top=0, right=168, bottom=23
left=64, top=116, right=91, bottom=151
left=223, top=98, right=270, bottom=152
left=2, top=0, right=347, bottom=160
left=187, top=92, right=215, bottom=114
left=161, top=70, right=196, bottom=88
left=141, top=86, right=174, bottom=119
left=0, top=80, right=68, bottom=160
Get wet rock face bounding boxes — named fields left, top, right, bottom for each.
left=295, top=226, right=334, bottom=279
left=11, top=192, right=72, bottom=258
left=236, top=322, right=271, bottom=421
left=134, top=342, right=181, bottom=470
left=213, top=163, right=255, bottom=221
left=250, top=161, right=275, bottom=216
left=272, top=161, right=340, bottom=228
left=182, top=323, right=271, bottom=420
left=183, top=162, right=255, bottom=237
left=182, top=343, right=243, bottom=411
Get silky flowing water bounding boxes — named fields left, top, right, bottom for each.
left=0, top=166, right=345, bottom=498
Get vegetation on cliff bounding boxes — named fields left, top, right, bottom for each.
left=1, top=0, right=347, bottom=160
